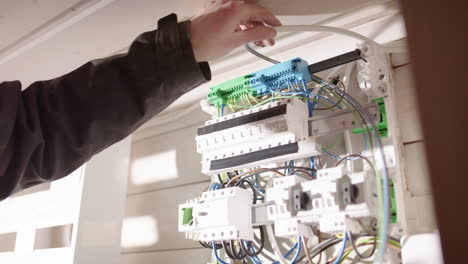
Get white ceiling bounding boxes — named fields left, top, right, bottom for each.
left=0, top=0, right=402, bottom=113
left=0, top=0, right=203, bottom=84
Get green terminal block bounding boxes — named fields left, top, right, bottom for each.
left=352, top=97, right=388, bottom=138
left=181, top=207, right=193, bottom=226
left=207, top=75, right=255, bottom=107
left=390, top=180, right=397, bottom=223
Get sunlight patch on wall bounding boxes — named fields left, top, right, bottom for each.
left=130, top=150, right=179, bottom=185
left=120, top=216, right=158, bottom=248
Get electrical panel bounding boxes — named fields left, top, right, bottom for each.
left=178, top=41, right=420, bottom=264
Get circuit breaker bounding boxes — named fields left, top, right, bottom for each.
left=196, top=97, right=320, bottom=174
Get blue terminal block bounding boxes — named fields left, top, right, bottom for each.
left=248, top=57, right=311, bottom=96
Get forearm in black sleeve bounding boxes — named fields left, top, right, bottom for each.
left=0, top=14, right=211, bottom=199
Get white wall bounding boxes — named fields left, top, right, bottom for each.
left=0, top=137, right=132, bottom=264
left=0, top=168, right=82, bottom=263
left=390, top=54, right=436, bottom=234
left=120, top=107, right=212, bottom=263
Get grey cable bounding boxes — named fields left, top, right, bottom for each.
left=244, top=43, right=280, bottom=64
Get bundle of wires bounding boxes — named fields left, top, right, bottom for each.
left=203, top=166, right=316, bottom=264
left=210, top=82, right=389, bottom=263
left=205, top=34, right=392, bottom=262
left=242, top=39, right=391, bottom=263
left=310, top=75, right=391, bottom=263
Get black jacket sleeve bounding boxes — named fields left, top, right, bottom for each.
left=0, top=14, right=211, bottom=199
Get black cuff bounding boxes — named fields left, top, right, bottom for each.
left=156, top=14, right=211, bottom=89
left=178, top=20, right=211, bottom=81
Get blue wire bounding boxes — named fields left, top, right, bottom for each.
left=288, top=160, right=294, bottom=175
left=332, top=233, right=348, bottom=264
left=212, top=241, right=230, bottom=264
left=222, top=238, right=301, bottom=264
left=322, top=149, right=345, bottom=160
left=251, top=183, right=265, bottom=195
left=271, top=242, right=297, bottom=264
left=309, top=157, right=316, bottom=177
left=290, top=236, right=302, bottom=263
left=322, top=126, right=369, bottom=161
left=253, top=175, right=265, bottom=194
left=209, top=183, right=222, bottom=191
left=271, top=237, right=302, bottom=264
left=297, top=80, right=313, bottom=117
left=245, top=241, right=262, bottom=264
left=270, top=88, right=341, bottom=110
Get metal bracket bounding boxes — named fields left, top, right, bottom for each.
left=357, top=43, right=392, bottom=98
left=308, top=49, right=364, bottom=74
left=308, top=102, right=380, bottom=137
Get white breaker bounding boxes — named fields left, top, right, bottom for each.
left=178, top=187, right=254, bottom=242
left=178, top=166, right=378, bottom=241
left=195, top=97, right=320, bottom=175
left=266, top=166, right=378, bottom=238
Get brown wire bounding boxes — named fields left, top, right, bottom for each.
left=301, top=236, right=316, bottom=264
left=314, top=228, right=323, bottom=264
left=334, top=154, right=375, bottom=169
left=301, top=227, right=323, bottom=264
left=326, top=242, right=401, bottom=263
left=316, top=155, right=323, bottom=170
left=291, top=169, right=314, bottom=178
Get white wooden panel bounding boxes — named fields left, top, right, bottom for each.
left=393, top=65, right=424, bottom=143
left=404, top=142, right=431, bottom=196
left=0, top=168, right=82, bottom=264
left=72, top=137, right=131, bottom=264
left=0, top=170, right=82, bottom=235
left=129, top=112, right=209, bottom=194
left=391, top=49, right=410, bottom=68
left=0, top=0, right=83, bottom=50
left=34, top=224, right=73, bottom=250
left=0, top=232, right=16, bottom=252
left=121, top=181, right=209, bottom=253
left=401, top=141, right=436, bottom=234
left=121, top=248, right=210, bottom=264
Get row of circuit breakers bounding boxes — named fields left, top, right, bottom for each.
left=179, top=97, right=378, bottom=240
left=177, top=50, right=390, bottom=246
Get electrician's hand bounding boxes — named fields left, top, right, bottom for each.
left=190, top=0, right=281, bottom=62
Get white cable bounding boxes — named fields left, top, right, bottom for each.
left=275, top=25, right=406, bottom=53
left=266, top=224, right=289, bottom=264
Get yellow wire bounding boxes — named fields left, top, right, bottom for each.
left=250, top=94, right=260, bottom=104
